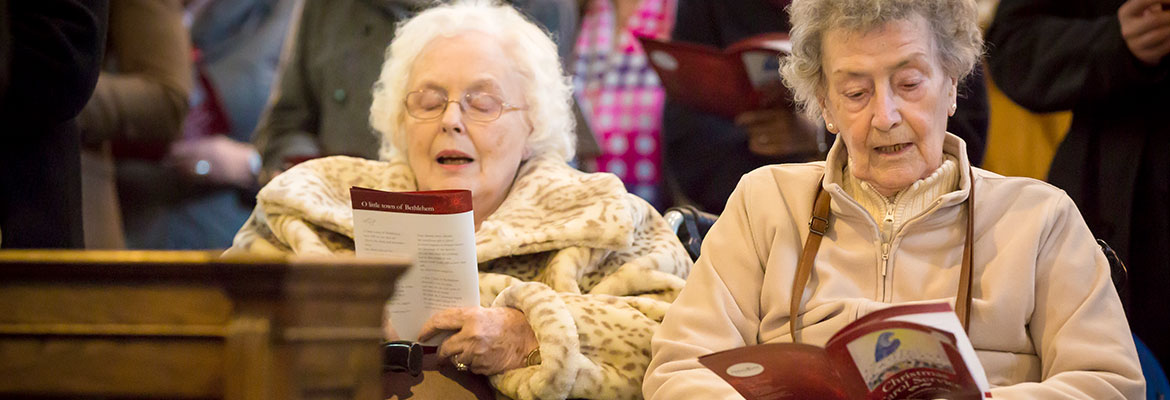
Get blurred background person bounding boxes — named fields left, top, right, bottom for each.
left=250, top=0, right=437, bottom=184
left=659, top=0, right=820, bottom=214
left=0, top=0, right=107, bottom=249
left=114, top=0, right=298, bottom=249
left=572, top=0, right=676, bottom=209
left=662, top=0, right=989, bottom=215
left=253, top=0, right=590, bottom=184
left=975, top=0, right=1074, bottom=183
left=986, top=0, right=1170, bottom=365
left=76, top=0, right=191, bottom=249
left=514, top=0, right=580, bottom=65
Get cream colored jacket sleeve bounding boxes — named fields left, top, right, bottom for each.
left=986, top=194, right=1144, bottom=399
left=643, top=175, right=762, bottom=400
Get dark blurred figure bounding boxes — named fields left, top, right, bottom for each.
left=77, top=0, right=192, bottom=249
left=253, top=0, right=586, bottom=182
left=0, top=0, right=108, bottom=248
left=663, top=0, right=988, bottom=214
left=987, top=0, right=1170, bottom=364
left=513, top=0, right=579, bottom=66
left=251, top=0, right=428, bottom=182
left=115, top=0, right=297, bottom=249
left=516, top=0, right=602, bottom=169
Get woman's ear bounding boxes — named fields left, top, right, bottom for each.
left=819, top=98, right=837, bottom=134
left=523, top=121, right=535, bottom=160
left=948, top=77, right=959, bottom=117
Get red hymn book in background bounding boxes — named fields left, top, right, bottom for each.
left=639, top=32, right=792, bottom=119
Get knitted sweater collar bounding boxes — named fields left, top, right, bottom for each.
left=842, top=155, right=960, bottom=240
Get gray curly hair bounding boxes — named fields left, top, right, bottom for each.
left=369, top=0, right=576, bottom=162
left=779, top=0, right=984, bottom=121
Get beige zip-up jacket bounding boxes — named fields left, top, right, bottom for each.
left=644, top=133, right=1144, bottom=399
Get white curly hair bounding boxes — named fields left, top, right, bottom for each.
left=779, top=0, right=984, bottom=121
left=369, top=0, right=576, bottom=162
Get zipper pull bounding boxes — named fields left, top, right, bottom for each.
left=880, top=242, right=890, bottom=277
left=884, top=208, right=894, bottom=223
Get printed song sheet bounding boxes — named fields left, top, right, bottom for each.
left=351, top=187, right=479, bottom=345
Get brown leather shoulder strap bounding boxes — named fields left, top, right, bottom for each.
left=790, top=183, right=831, bottom=343
left=955, top=167, right=976, bottom=331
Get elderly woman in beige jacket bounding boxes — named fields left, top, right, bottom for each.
left=644, top=0, right=1145, bottom=398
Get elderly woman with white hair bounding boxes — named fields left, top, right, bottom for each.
left=228, top=2, right=691, bottom=399
left=644, top=0, right=1144, bottom=398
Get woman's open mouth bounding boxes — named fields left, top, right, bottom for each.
left=437, top=156, right=473, bottom=165
left=436, top=150, right=474, bottom=167
left=874, top=143, right=912, bottom=155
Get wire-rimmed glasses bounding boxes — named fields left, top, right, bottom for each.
left=404, top=89, right=527, bottom=122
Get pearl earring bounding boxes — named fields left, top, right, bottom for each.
left=826, top=123, right=835, bottom=132
left=950, top=103, right=958, bottom=113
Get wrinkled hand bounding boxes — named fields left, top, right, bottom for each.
left=167, top=135, right=259, bottom=188
left=734, top=108, right=821, bottom=158
left=418, top=307, right=538, bottom=375
left=1119, top=0, right=1170, bottom=66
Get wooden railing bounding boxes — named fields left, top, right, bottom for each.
left=0, top=250, right=407, bottom=400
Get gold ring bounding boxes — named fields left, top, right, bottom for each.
left=453, top=355, right=469, bottom=372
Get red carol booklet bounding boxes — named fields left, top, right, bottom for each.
left=350, top=187, right=479, bottom=346
left=698, top=303, right=992, bottom=400
left=639, top=32, right=792, bottom=119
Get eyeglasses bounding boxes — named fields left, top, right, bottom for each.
left=404, top=89, right=527, bottom=122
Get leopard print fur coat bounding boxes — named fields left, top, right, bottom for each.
left=228, top=154, right=692, bottom=399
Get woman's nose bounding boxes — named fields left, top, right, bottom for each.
left=440, top=100, right=465, bottom=134
left=871, top=88, right=902, bottom=131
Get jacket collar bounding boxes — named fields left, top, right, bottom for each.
left=822, top=132, right=975, bottom=218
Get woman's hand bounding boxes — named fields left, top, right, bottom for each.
left=167, top=136, right=260, bottom=188
left=735, top=108, right=821, bottom=158
left=418, top=306, right=539, bottom=375
left=1119, top=0, right=1170, bottom=66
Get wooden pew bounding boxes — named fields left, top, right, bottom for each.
left=0, top=250, right=407, bottom=400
